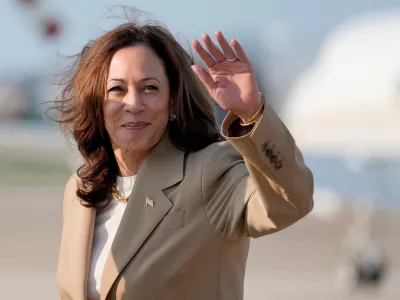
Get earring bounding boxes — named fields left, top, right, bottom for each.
left=169, top=114, right=176, bottom=122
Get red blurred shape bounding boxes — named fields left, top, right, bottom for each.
left=43, top=18, right=61, bottom=38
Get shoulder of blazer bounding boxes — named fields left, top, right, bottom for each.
left=64, top=173, right=79, bottom=198
left=62, top=173, right=79, bottom=216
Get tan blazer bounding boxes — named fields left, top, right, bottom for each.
left=57, top=105, right=314, bottom=300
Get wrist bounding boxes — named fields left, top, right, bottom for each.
left=238, top=93, right=265, bottom=126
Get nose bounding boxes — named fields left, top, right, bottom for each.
left=123, top=89, right=145, bottom=114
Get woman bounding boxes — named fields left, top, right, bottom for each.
left=54, top=17, right=314, bottom=300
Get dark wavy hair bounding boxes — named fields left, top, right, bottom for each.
left=47, top=12, right=222, bottom=208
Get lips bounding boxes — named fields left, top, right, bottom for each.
left=121, top=121, right=149, bottom=130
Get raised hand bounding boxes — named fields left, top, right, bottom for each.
left=192, top=31, right=262, bottom=122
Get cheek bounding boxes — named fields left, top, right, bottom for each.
left=148, top=96, right=170, bottom=118
left=151, top=104, right=170, bottom=131
left=103, top=100, right=122, bottom=126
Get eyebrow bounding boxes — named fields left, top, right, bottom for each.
left=108, top=77, right=160, bottom=84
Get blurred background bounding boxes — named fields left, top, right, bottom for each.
left=1, top=0, right=399, bottom=299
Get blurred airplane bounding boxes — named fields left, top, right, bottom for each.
left=283, top=9, right=400, bottom=215
left=281, top=9, right=400, bottom=292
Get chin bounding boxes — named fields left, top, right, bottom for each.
left=112, top=125, right=166, bottom=151
left=118, top=135, right=161, bottom=152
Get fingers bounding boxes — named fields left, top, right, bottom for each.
left=193, top=31, right=250, bottom=67
left=192, top=39, right=215, bottom=69
left=202, top=34, right=225, bottom=62
left=214, top=31, right=236, bottom=60
left=191, top=65, right=214, bottom=92
left=231, top=39, right=249, bottom=62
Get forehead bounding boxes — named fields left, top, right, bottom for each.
left=107, top=45, right=167, bottom=80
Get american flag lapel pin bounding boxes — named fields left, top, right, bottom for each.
left=145, top=196, right=154, bottom=208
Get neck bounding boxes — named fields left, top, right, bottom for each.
left=114, top=148, right=150, bottom=177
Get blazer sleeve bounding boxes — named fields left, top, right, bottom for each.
left=201, top=104, right=314, bottom=240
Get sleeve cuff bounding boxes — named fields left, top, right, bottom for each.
left=221, top=108, right=264, bottom=139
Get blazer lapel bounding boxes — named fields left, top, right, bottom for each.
left=68, top=196, right=96, bottom=300
left=100, top=133, right=185, bottom=299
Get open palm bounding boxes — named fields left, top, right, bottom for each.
left=192, top=31, right=261, bottom=121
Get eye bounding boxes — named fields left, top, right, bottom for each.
left=142, top=85, right=158, bottom=92
left=108, top=86, right=124, bottom=93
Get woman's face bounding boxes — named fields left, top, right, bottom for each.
left=104, top=45, right=171, bottom=153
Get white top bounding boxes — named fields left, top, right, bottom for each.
left=87, top=175, right=136, bottom=300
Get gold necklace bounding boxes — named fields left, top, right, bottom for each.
left=111, top=184, right=130, bottom=203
